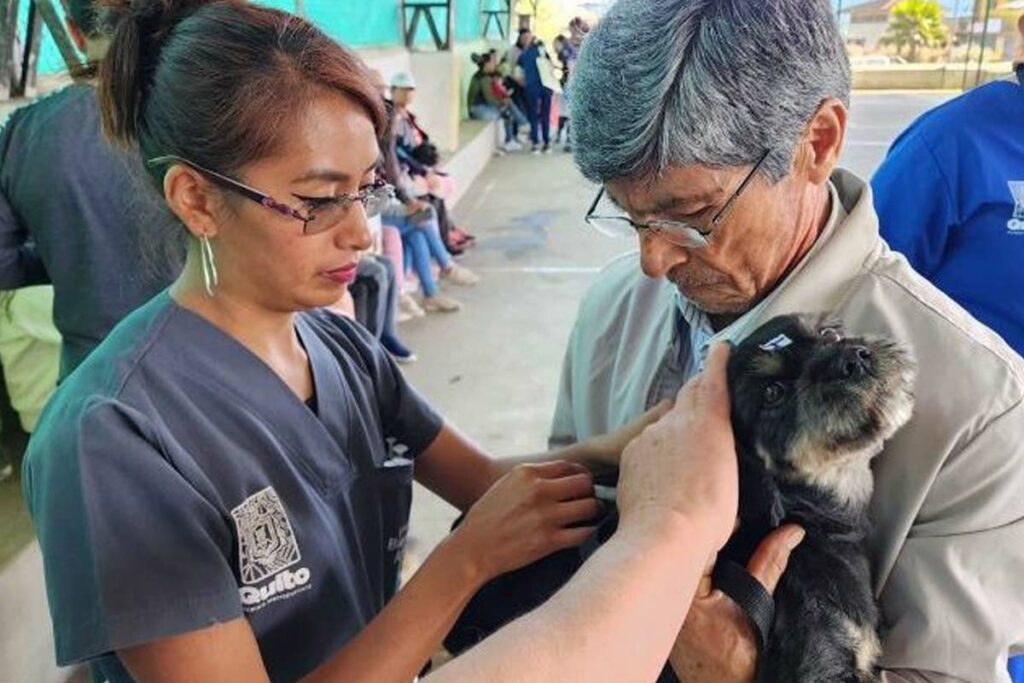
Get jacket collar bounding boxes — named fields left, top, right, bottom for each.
left=755, top=169, right=882, bottom=324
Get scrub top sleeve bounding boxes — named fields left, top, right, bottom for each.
left=872, top=128, right=957, bottom=278
left=31, top=400, right=242, bottom=665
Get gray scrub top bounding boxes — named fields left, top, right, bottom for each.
left=0, top=83, right=182, bottom=378
left=22, top=292, right=443, bottom=682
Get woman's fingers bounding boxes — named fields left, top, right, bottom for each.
left=551, top=497, right=602, bottom=526
left=538, top=472, right=595, bottom=502
left=548, top=526, right=598, bottom=553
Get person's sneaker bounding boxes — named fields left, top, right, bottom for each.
left=502, top=140, right=523, bottom=153
left=542, top=143, right=551, bottom=154
left=442, top=264, right=480, bottom=286
left=531, top=144, right=542, bottom=155
left=381, top=333, right=418, bottom=364
left=422, top=295, right=463, bottom=313
left=399, top=293, right=426, bottom=318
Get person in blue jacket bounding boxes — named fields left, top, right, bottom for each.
left=872, top=15, right=1024, bottom=681
left=873, top=15, right=1024, bottom=357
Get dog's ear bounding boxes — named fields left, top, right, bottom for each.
left=795, top=312, right=841, bottom=337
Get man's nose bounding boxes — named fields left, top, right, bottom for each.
left=639, top=232, right=688, bottom=279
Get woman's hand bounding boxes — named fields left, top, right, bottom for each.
left=452, top=461, right=599, bottom=582
left=617, top=343, right=738, bottom=552
left=579, top=400, right=674, bottom=469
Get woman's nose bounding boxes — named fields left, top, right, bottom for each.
left=335, top=205, right=374, bottom=252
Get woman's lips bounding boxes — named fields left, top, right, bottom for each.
left=323, top=263, right=358, bottom=284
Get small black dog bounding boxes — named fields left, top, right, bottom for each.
left=723, top=313, right=916, bottom=682
left=445, top=313, right=916, bottom=683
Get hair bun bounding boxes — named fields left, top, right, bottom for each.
left=98, top=0, right=220, bottom=145
left=100, top=0, right=211, bottom=47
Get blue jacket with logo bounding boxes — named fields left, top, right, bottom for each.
left=872, top=73, right=1024, bottom=355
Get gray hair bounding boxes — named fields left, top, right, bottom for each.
left=571, top=0, right=851, bottom=183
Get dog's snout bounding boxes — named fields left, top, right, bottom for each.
left=841, top=345, right=873, bottom=379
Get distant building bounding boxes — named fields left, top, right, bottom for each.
left=844, top=0, right=899, bottom=51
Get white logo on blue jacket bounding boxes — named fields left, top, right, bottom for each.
left=1008, top=182, right=1024, bottom=232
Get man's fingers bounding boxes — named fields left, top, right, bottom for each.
left=745, top=524, right=806, bottom=594
left=646, top=399, right=674, bottom=423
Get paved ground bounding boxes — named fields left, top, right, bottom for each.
left=400, top=91, right=956, bottom=563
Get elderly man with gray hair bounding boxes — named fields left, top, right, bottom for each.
left=550, top=0, right=1024, bottom=681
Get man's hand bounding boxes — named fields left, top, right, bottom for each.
left=669, top=524, right=805, bottom=683
left=581, top=400, right=673, bottom=469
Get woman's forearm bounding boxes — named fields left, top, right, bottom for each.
left=428, top=512, right=711, bottom=683
left=302, top=532, right=485, bottom=683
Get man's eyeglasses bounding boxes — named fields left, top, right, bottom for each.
left=584, top=150, right=772, bottom=250
left=147, top=155, right=395, bottom=236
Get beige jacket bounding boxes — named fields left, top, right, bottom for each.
left=551, top=170, right=1024, bottom=682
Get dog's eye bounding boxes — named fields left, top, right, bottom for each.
left=763, top=382, right=788, bottom=408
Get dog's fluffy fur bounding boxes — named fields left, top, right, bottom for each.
left=725, top=314, right=916, bottom=683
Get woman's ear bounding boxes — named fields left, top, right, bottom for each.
left=163, top=165, right=222, bottom=239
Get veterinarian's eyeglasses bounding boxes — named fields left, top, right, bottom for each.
left=147, top=155, right=395, bottom=236
left=585, top=150, right=772, bottom=249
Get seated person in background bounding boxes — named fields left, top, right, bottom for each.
left=366, top=71, right=426, bottom=321
left=872, top=15, right=1024, bottom=358
left=380, top=193, right=477, bottom=315
left=390, top=72, right=476, bottom=255
left=468, top=51, right=528, bottom=153
left=378, top=92, right=478, bottom=314
left=349, top=215, right=417, bottom=364
left=0, top=287, right=60, bottom=481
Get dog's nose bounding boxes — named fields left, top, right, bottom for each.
left=841, top=345, right=873, bottom=378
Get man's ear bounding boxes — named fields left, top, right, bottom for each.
left=799, top=98, right=848, bottom=186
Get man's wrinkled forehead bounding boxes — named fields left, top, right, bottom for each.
left=604, top=165, right=731, bottom=216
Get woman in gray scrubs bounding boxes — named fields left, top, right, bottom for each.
left=21, top=2, right=662, bottom=681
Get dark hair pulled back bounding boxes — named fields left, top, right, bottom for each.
left=98, top=0, right=387, bottom=183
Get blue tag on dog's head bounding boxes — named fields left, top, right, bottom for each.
left=759, top=334, right=794, bottom=353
